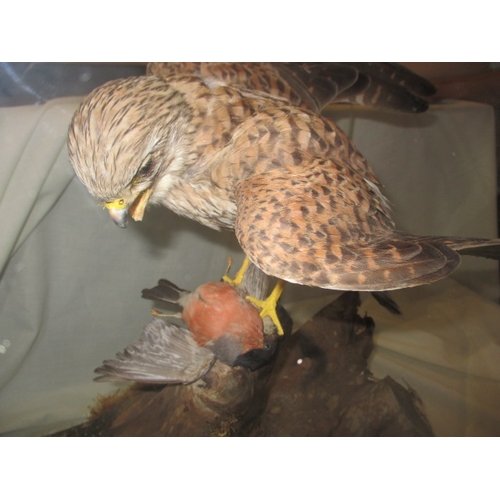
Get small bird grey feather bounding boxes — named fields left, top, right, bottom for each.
left=94, top=318, right=215, bottom=384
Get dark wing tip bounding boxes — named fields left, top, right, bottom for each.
left=371, top=291, right=402, bottom=315
left=141, top=278, right=189, bottom=303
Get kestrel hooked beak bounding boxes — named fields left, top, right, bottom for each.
left=104, top=188, right=153, bottom=227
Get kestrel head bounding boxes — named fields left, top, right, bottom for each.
left=68, top=76, right=193, bottom=227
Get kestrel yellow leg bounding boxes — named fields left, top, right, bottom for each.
left=246, top=279, right=286, bottom=336
left=222, top=256, right=251, bottom=287
left=223, top=257, right=286, bottom=336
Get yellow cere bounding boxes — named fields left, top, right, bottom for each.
left=104, top=199, right=127, bottom=210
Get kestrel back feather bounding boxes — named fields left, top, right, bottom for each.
left=68, top=63, right=500, bottom=294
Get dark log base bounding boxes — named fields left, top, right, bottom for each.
left=52, top=292, right=433, bottom=437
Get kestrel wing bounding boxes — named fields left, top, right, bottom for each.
left=276, top=62, right=434, bottom=113
left=273, top=63, right=360, bottom=111
left=346, top=63, right=436, bottom=98
left=336, top=62, right=436, bottom=112
left=147, top=62, right=435, bottom=113
left=94, top=319, right=215, bottom=384
left=234, top=163, right=463, bottom=292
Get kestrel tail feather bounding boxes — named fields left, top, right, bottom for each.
left=445, top=238, right=500, bottom=258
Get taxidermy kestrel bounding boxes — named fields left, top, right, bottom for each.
left=68, top=63, right=500, bottom=323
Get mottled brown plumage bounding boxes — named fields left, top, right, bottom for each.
left=67, top=63, right=500, bottom=294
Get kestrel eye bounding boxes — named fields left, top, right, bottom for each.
left=132, top=158, right=155, bottom=185
left=138, top=158, right=155, bottom=177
